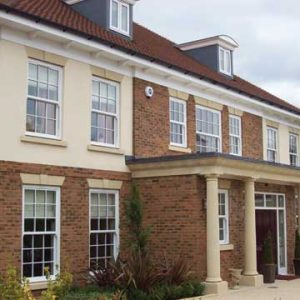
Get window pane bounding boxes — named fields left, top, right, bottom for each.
left=255, top=194, right=264, bottom=207
left=121, top=5, right=128, bottom=32
left=48, top=69, right=58, bottom=86
left=112, top=1, right=118, bottom=28
left=266, top=195, right=277, bottom=207
left=28, top=80, right=38, bottom=96
left=29, top=63, right=38, bottom=80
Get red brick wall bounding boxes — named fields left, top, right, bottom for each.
left=133, top=78, right=263, bottom=160
left=0, top=160, right=131, bottom=284
left=242, top=112, right=264, bottom=159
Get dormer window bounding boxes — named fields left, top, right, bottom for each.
left=219, top=47, right=232, bottom=76
left=110, top=0, right=130, bottom=36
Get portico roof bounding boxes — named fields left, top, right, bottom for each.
left=126, top=153, right=300, bottom=185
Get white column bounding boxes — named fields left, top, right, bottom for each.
left=244, top=178, right=258, bottom=276
left=205, top=175, right=228, bottom=295
left=206, top=174, right=222, bottom=282
left=240, top=178, right=263, bottom=287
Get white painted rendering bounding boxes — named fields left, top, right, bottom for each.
left=0, top=40, right=133, bottom=172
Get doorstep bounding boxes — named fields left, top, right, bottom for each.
left=179, top=295, right=217, bottom=300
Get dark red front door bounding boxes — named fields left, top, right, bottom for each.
left=256, top=210, right=277, bottom=274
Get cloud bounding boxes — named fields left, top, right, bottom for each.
left=135, top=0, right=300, bottom=108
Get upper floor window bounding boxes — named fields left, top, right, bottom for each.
left=196, top=106, right=221, bottom=153
left=110, top=0, right=130, bottom=35
left=91, top=77, right=119, bottom=148
left=267, top=127, right=278, bottom=162
left=289, top=133, right=298, bottom=166
left=90, top=190, right=119, bottom=269
left=27, top=61, right=62, bottom=139
left=22, top=186, right=60, bottom=282
left=169, top=98, right=187, bottom=147
left=229, top=115, right=242, bottom=156
left=219, top=190, right=229, bottom=244
left=219, top=47, right=232, bottom=76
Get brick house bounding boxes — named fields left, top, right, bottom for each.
left=0, top=0, right=300, bottom=295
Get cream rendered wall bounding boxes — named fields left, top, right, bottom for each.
left=0, top=40, right=133, bottom=172
left=263, top=119, right=291, bottom=165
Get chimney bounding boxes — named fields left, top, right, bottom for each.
left=177, top=35, right=239, bottom=78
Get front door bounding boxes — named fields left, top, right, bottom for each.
left=255, top=210, right=277, bottom=274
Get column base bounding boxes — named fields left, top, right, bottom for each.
left=204, top=281, right=228, bottom=295
left=240, top=274, right=263, bottom=287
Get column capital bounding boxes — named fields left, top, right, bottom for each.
left=244, top=177, right=258, bottom=183
left=205, top=174, right=221, bottom=181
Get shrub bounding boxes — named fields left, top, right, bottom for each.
left=0, top=266, right=34, bottom=300
left=262, top=232, right=275, bottom=264
left=125, top=184, right=151, bottom=254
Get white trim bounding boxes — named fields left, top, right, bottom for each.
left=0, top=12, right=300, bottom=127
left=169, top=97, right=187, bottom=148
left=219, top=47, right=232, bottom=76
left=255, top=192, right=287, bottom=275
left=22, top=185, right=60, bottom=283
left=229, top=115, right=242, bottom=156
left=109, top=0, right=130, bottom=36
left=266, top=126, right=278, bottom=163
left=196, top=105, right=222, bottom=153
left=91, top=76, right=120, bottom=148
left=218, top=189, right=229, bottom=245
left=88, top=189, right=120, bottom=267
left=289, top=133, right=299, bottom=167
left=26, top=59, right=63, bottom=140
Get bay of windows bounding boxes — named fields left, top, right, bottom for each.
left=289, top=133, right=298, bottom=166
left=169, top=98, right=187, bottom=147
left=90, top=190, right=119, bottom=269
left=22, top=186, right=59, bottom=281
left=229, top=115, right=242, bottom=156
left=27, top=61, right=61, bottom=138
left=267, top=127, right=278, bottom=162
left=196, top=106, right=221, bottom=153
left=91, top=78, right=119, bottom=147
left=110, top=0, right=130, bottom=35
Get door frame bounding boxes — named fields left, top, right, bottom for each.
left=255, top=192, right=287, bottom=275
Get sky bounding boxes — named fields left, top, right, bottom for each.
left=134, top=0, right=300, bottom=108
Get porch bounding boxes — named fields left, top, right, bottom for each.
left=126, top=153, right=300, bottom=295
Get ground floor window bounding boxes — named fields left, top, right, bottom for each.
left=22, top=186, right=60, bottom=281
left=218, top=190, right=229, bottom=244
left=89, top=190, right=119, bottom=269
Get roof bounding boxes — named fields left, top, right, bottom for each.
left=0, top=0, right=299, bottom=115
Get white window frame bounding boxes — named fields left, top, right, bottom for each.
left=218, top=190, right=229, bottom=245
left=229, top=115, right=242, bottom=156
left=169, top=97, right=187, bottom=148
left=110, top=0, right=130, bottom=36
left=89, top=189, right=119, bottom=268
left=22, top=186, right=60, bottom=283
left=266, top=126, right=278, bottom=162
left=289, top=133, right=299, bottom=166
left=196, top=105, right=222, bottom=153
left=26, top=59, right=63, bottom=140
left=219, top=47, right=232, bottom=76
left=91, top=77, right=120, bottom=148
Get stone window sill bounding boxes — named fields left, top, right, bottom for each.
left=87, top=145, right=124, bottom=155
left=169, top=145, right=192, bottom=153
left=220, top=244, right=234, bottom=251
left=21, top=135, right=67, bottom=148
left=29, top=281, right=48, bottom=290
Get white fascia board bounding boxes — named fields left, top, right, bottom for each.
left=0, top=10, right=299, bottom=127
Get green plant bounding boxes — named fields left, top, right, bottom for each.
left=295, top=230, right=300, bottom=259
left=125, top=184, right=151, bottom=254
left=0, top=266, right=34, bottom=300
left=41, top=268, right=73, bottom=300
left=160, top=254, right=194, bottom=286
left=263, top=232, right=275, bottom=264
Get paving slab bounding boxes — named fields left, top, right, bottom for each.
left=204, top=280, right=300, bottom=300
